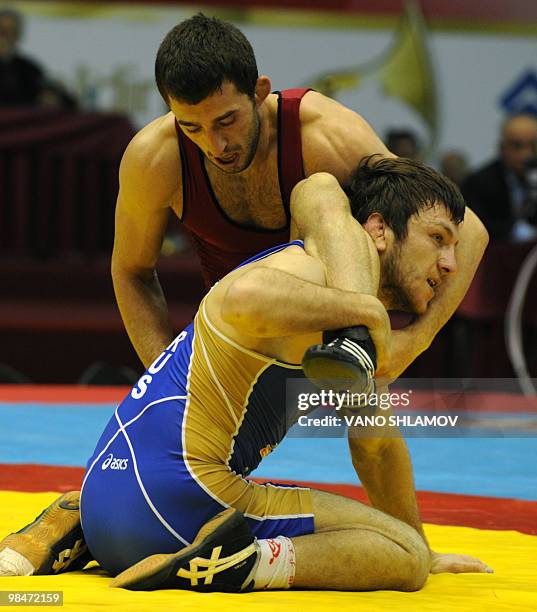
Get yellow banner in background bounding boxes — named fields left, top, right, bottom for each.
left=12, top=0, right=536, bottom=165
left=15, top=1, right=537, bottom=35
left=308, top=2, right=438, bottom=155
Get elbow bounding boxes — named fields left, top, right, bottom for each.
left=110, top=254, right=122, bottom=282
left=111, top=256, right=155, bottom=291
left=474, top=212, right=490, bottom=251
left=290, top=172, right=348, bottom=222
left=465, top=207, right=490, bottom=252
left=111, top=247, right=130, bottom=282
left=351, top=440, right=385, bottom=462
left=111, top=256, right=135, bottom=288
left=110, top=254, right=126, bottom=289
left=293, top=172, right=340, bottom=195
left=349, top=431, right=388, bottom=462
left=220, top=270, right=268, bottom=335
left=349, top=423, right=403, bottom=462
left=301, top=171, right=340, bottom=188
left=479, top=220, right=490, bottom=251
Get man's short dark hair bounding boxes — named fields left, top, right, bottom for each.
left=155, top=13, right=258, bottom=105
left=348, top=155, right=466, bottom=240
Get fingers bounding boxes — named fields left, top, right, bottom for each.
left=442, top=561, right=493, bottom=574
left=430, top=553, right=494, bottom=575
left=458, top=557, right=494, bottom=574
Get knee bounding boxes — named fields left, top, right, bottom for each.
left=400, top=534, right=430, bottom=592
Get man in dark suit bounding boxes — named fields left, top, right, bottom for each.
left=0, top=8, right=76, bottom=108
left=0, top=8, right=44, bottom=106
left=461, top=113, right=537, bottom=241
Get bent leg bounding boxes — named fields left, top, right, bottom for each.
left=292, top=489, right=430, bottom=591
left=107, top=486, right=429, bottom=593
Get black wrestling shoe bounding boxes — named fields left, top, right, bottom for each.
left=0, top=491, right=92, bottom=576
left=110, top=508, right=258, bottom=593
left=302, top=325, right=377, bottom=394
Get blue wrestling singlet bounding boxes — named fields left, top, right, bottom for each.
left=80, top=241, right=314, bottom=575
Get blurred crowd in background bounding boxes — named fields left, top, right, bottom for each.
left=4, top=5, right=536, bottom=245
left=2, top=4, right=537, bottom=384
left=0, top=7, right=76, bottom=109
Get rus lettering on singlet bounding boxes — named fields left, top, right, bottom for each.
left=131, top=331, right=187, bottom=400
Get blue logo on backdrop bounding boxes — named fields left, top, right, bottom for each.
left=500, top=70, right=537, bottom=116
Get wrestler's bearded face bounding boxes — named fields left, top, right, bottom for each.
left=171, top=81, right=261, bottom=174
left=375, top=204, right=460, bottom=315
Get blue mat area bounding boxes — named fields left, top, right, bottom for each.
left=1, top=402, right=536, bottom=500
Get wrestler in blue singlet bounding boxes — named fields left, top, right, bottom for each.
left=80, top=241, right=314, bottom=575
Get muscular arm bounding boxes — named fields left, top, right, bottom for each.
left=294, top=92, right=388, bottom=296
left=296, top=92, right=488, bottom=378
left=290, top=172, right=380, bottom=295
left=347, top=412, right=428, bottom=545
left=207, top=245, right=391, bottom=364
left=347, top=400, right=493, bottom=574
left=221, top=266, right=385, bottom=339
left=111, top=115, right=181, bottom=368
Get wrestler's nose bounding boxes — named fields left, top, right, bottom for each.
left=439, top=244, right=457, bottom=275
left=206, top=129, right=228, bottom=157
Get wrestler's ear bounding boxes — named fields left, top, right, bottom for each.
left=363, top=213, right=388, bottom=252
left=254, top=76, right=271, bottom=106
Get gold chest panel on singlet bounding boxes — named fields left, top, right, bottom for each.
left=180, top=295, right=313, bottom=521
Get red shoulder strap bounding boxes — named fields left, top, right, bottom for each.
left=277, top=88, right=311, bottom=218
left=174, top=119, right=210, bottom=224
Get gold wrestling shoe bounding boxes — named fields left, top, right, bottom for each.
left=0, top=490, right=92, bottom=576
left=110, top=508, right=258, bottom=592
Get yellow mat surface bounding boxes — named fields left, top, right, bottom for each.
left=1, top=491, right=536, bottom=611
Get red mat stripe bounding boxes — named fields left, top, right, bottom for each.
left=0, top=385, right=130, bottom=403
left=1, top=386, right=536, bottom=413
left=1, top=464, right=535, bottom=535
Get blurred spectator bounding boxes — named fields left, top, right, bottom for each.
left=386, top=128, right=421, bottom=160
left=0, top=7, right=43, bottom=105
left=0, top=7, right=76, bottom=108
left=440, top=150, right=469, bottom=187
left=461, top=113, right=537, bottom=242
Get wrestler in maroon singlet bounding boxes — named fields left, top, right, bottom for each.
left=176, top=88, right=310, bottom=287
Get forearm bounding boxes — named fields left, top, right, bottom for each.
left=349, top=434, right=428, bottom=546
left=290, top=173, right=379, bottom=295
left=112, top=267, right=175, bottom=368
left=384, top=208, right=489, bottom=379
left=222, top=266, right=385, bottom=338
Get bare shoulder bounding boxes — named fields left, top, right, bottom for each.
left=261, top=244, right=326, bottom=285
left=207, top=245, right=325, bottom=316
left=300, top=91, right=392, bottom=184
left=119, top=112, right=181, bottom=213
left=205, top=244, right=325, bottom=351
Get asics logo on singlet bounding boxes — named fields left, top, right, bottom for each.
left=131, top=331, right=187, bottom=400
left=101, top=453, right=129, bottom=471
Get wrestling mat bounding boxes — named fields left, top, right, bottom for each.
left=0, top=386, right=536, bottom=611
